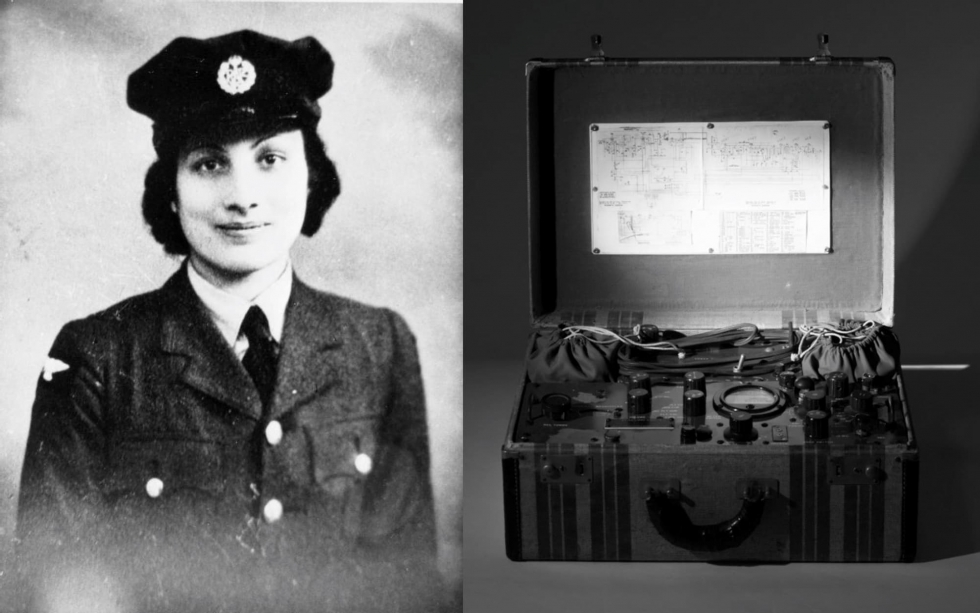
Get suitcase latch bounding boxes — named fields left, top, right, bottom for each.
left=828, top=456, right=887, bottom=485
left=538, top=454, right=593, bottom=484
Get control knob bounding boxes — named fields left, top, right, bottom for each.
left=859, top=372, right=876, bottom=392
left=627, top=389, right=651, bottom=420
left=726, top=411, right=756, bottom=442
left=683, top=371, right=706, bottom=394
left=778, top=370, right=797, bottom=391
left=850, top=390, right=874, bottom=416
left=683, top=390, right=706, bottom=419
left=629, top=373, right=651, bottom=393
left=805, top=410, right=830, bottom=441
left=826, top=371, right=850, bottom=408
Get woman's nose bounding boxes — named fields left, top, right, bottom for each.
left=224, top=165, right=261, bottom=211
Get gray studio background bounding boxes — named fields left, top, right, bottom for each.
left=464, top=0, right=980, bottom=611
left=0, top=0, right=462, bottom=592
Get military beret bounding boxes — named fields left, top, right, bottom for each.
left=128, top=30, right=333, bottom=142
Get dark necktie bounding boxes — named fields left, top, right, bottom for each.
left=240, top=305, right=279, bottom=409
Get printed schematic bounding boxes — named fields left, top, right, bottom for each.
left=590, top=121, right=830, bottom=255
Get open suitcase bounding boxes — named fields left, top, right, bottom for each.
left=502, top=37, right=917, bottom=563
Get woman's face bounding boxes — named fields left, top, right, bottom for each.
left=175, top=129, right=308, bottom=284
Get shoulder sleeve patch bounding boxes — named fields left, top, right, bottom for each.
left=41, top=357, right=71, bottom=381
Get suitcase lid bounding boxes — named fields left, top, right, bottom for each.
left=527, top=48, right=894, bottom=332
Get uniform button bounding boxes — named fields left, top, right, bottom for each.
left=146, top=478, right=164, bottom=498
left=354, top=453, right=373, bottom=475
left=263, top=498, right=283, bottom=523
left=265, top=420, right=283, bottom=446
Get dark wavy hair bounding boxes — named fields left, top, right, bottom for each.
left=142, top=123, right=341, bottom=255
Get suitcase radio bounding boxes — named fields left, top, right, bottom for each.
left=502, top=36, right=917, bottom=562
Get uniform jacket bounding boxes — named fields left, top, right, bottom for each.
left=17, top=267, right=439, bottom=612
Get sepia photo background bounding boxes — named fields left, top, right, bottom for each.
left=0, top=0, right=462, bottom=596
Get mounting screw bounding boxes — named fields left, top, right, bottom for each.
left=591, top=124, right=599, bottom=131
left=708, top=248, right=715, bottom=254
left=824, top=122, right=831, bottom=130
left=593, top=248, right=601, bottom=254
left=707, top=123, right=715, bottom=129
left=824, top=247, right=833, bottom=253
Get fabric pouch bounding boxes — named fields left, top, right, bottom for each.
left=799, top=321, right=901, bottom=382
left=526, top=327, right=622, bottom=383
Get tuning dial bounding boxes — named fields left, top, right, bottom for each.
left=683, top=390, right=706, bottom=419
left=683, top=371, right=706, bottom=394
left=726, top=411, right=756, bottom=442
left=627, top=389, right=651, bottom=420
left=542, top=394, right=572, bottom=421
left=805, top=409, right=830, bottom=441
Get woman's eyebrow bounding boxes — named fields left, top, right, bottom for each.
left=183, top=143, right=226, bottom=156
left=250, top=131, right=284, bottom=148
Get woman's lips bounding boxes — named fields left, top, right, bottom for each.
left=216, top=222, right=269, bottom=238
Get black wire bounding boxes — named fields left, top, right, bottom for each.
left=617, top=328, right=794, bottom=377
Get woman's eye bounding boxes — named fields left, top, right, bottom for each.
left=259, top=153, right=284, bottom=167
left=191, top=158, right=225, bottom=174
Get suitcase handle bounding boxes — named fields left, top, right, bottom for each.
left=645, top=481, right=774, bottom=552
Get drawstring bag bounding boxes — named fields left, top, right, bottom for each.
left=798, top=321, right=901, bottom=382
left=526, top=327, right=622, bottom=383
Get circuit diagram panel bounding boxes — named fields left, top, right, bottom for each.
left=589, top=121, right=830, bottom=255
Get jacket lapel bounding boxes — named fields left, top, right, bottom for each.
left=267, top=277, right=346, bottom=419
left=158, top=267, right=264, bottom=420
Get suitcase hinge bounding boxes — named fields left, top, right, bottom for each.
left=810, top=32, right=832, bottom=63
left=586, top=34, right=606, bottom=62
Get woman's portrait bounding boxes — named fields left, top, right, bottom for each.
left=0, top=3, right=461, bottom=612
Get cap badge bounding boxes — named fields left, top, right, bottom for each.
left=217, top=55, right=256, bottom=95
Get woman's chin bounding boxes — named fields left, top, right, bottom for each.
left=190, top=253, right=289, bottom=285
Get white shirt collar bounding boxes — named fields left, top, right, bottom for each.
left=186, top=260, right=293, bottom=349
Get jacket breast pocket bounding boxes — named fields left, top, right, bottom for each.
left=304, top=416, right=381, bottom=537
left=306, top=415, right=426, bottom=542
left=103, top=439, right=226, bottom=511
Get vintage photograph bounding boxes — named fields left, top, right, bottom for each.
left=0, top=1, right=461, bottom=611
